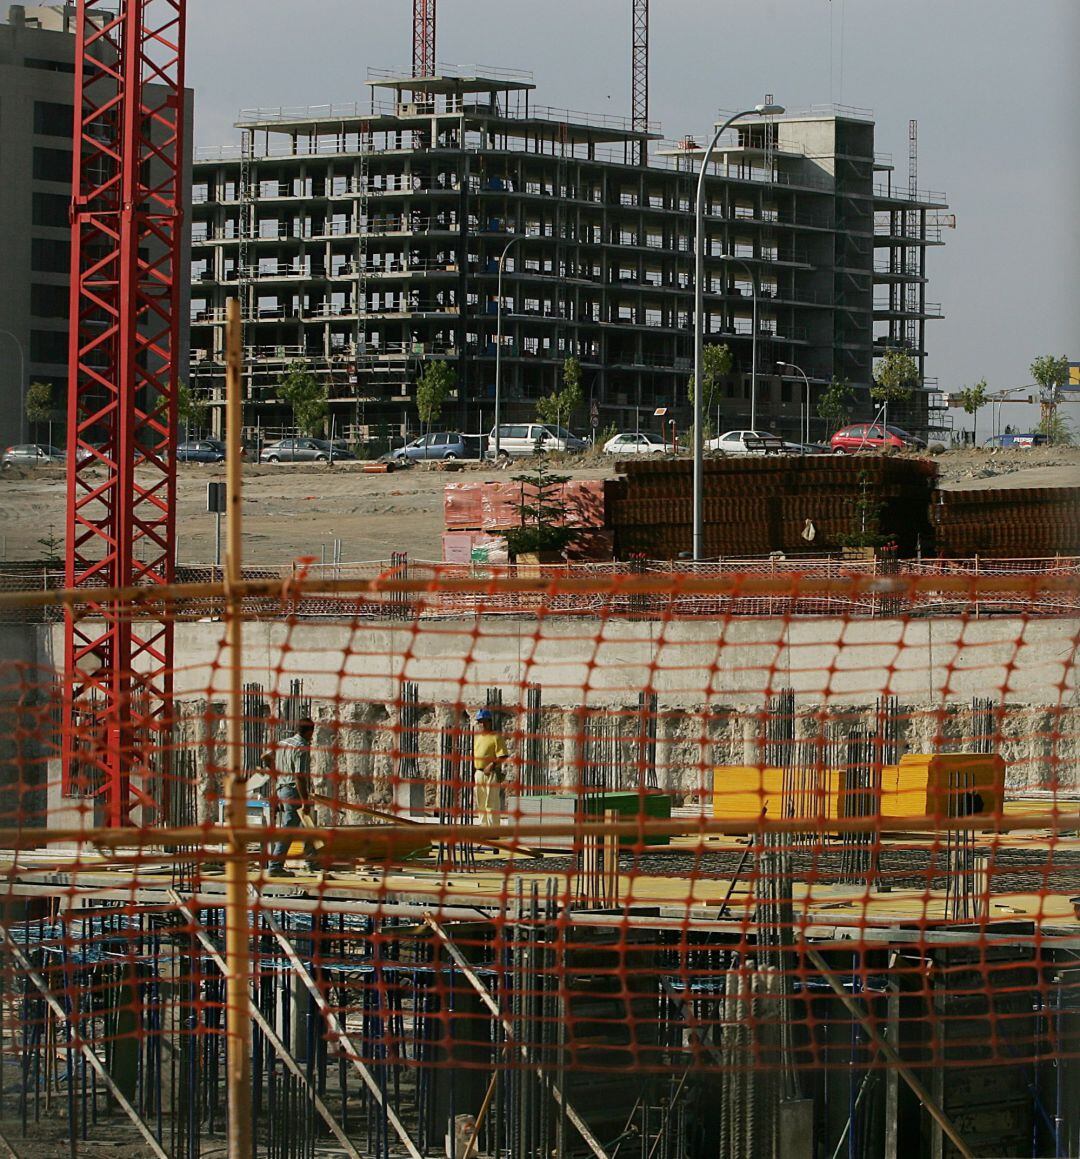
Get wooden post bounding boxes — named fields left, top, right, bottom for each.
left=222, top=297, right=254, bottom=1158
left=603, top=809, right=619, bottom=905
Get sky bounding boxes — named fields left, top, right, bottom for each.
left=187, top=0, right=1079, bottom=436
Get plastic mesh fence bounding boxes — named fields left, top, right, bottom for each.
left=0, top=565, right=1077, bottom=1158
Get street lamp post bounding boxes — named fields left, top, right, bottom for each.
left=777, top=360, right=811, bottom=445
left=721, top=255, right=758, bottom=430
left=693, top=102, right=783, bottom=560
left=493, top=234, right=524, bottom=460
left=0, top=329, right=27, bottom=444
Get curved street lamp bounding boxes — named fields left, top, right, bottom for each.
left=693, top=102, right=784, bottom=560
left=776, top=360, right=811, bottom=445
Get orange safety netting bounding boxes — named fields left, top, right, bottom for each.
left=0, top=566, right=1077, bottom=1158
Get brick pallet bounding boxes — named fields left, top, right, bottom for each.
left=608, top=455, right=938, bottom=559
left=932, top=487, right=1080, bottom=557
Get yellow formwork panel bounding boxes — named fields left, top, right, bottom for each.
left=713, top=753, right=1006, bottom=823
left=711, top=766, right=841, bottom=821
left=895, top=752, right=1005, bottom=820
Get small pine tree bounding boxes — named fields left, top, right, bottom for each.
left=499, top=460, right=580, bottom=558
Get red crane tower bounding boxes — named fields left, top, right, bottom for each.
left=62, top=0, right=187, bottom=826
left=413, top=0, right=436, bottom=77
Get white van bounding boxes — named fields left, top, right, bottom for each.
left=487, top=423, right=588, bottom=459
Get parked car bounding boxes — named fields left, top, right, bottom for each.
left=706, top=429, right=782, bottom=454
left=392, top=432, right=475, bottom=462
left=983, top=432, right=1047, bottom=449
left=487, top=423, right=588, bottom=459
left=260, top=438, right=355, bottom=463
left=603, top=431, right=671, bottom=455
left=2, top=443, right=65, bottom=468
left=177, top=439, right=226, bottom=464
left=830, top=423, right=926, bottom=453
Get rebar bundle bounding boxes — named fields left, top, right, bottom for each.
left=437, top=710, right=475, bottom=869
left=280, top=679, right=311, bottom=735
left=574, top=709, right=619, bottom=905
left=397, top=680, right=421, bottom=810
left=242, top=681, right=269, bottom=773
left=971, top=695, right=996, bottom=755
left=875, top=694, right=901, bottom=765
left=757, top=691, right=796, bottom=968
left=389, top=550, right=410, bottom=619
left=521, top=683, right=545, bottom=794
left=838, top=726, right=882, bottom=886
left=636, top=690, right=659, bottom=790
left=944, top=768, right=981, bottom=921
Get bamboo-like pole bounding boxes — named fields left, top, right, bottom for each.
left=222, top=297, right=253, bottom=1158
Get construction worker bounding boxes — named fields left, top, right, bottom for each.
left=264, top=716, right=320, bottom=877
left=473, top=708, right=509, bottom=827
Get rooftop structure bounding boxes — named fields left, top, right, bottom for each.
left=189, top=72, right=948, bottom=443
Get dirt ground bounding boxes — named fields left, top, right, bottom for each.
left=1, top=446, right=1077, bottom=566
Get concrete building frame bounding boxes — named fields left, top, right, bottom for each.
left=188, top=72, right=948, bottom=443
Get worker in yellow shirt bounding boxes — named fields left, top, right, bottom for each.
left=473, top=708, right=509, bottom=826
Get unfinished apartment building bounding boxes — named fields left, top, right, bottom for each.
left=189, top=70, right=948, bottom=441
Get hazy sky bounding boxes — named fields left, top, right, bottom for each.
left=188, top=0, right=1079, bottom=434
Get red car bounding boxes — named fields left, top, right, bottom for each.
left=830, top=423, right=925, bottom=453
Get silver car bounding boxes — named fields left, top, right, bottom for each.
left=2, top=443, right=65, bottom=468
left=259, top=438, right=355, bottom=463
left=487, top=423, right=588, bottom=459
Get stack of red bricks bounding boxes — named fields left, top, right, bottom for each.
left=605, top=455, right=938, bottom=558
left=931, top=486, right=1080, bottom=557
left=442, top=479, right=612, bottom=563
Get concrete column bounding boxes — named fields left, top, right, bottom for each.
left=562, top=706, right=587, bottom=793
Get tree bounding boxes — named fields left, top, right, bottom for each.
left=1037, top=410, right=1074, bottom=447
left=817, top=376, right=856, bottom=431
left=686, top=344, right=732, bottom=413
left=177, top=380, right=209, bottom=436
left=1030, top=354, right=1068, bottom=403
left=278, top=363, right=328, bottom=435
left=498, top=460, right=580, bottom=558
left=1030, top=354, right=1069, bottom=444
left=25, top=381, right=53, bottom=433
left=535, top=356, right=584, bottom=429
left=871, top=349, right=919, bottom=421
left=957, top=379, right=989, bottom=445
left=415, top=360, right=457, bottom=437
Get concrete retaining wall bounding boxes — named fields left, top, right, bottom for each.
left=0, top=616, right=1075, bottom=822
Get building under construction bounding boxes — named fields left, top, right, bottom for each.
left=189, top=71, right=949, bottom=442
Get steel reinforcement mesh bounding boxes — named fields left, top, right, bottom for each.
left=0, top=566, right=1078, bottom=1158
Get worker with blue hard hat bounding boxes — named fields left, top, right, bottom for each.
left=473, top=706, right=509, bottom=826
